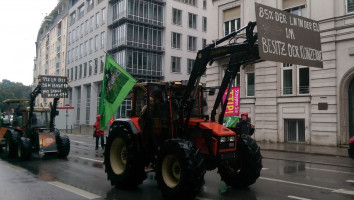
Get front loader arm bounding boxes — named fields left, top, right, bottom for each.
left=28, top=85, right=41, bottom=130
left=179, top=22, right=260, bottom=134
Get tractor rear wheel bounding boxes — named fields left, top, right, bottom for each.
left=18, top=137, right=32, bottom=160
left=156, top=139, right=205, bottom=200
left=5, top=131, right=20, bottom=158
left=104, top=124, right=146, bottom=188
left=57, top=135, right=70, bottom=158
left=218, top=134, right=262, bottom=187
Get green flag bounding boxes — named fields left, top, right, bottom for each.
left=99, top=54, right=137, bottom=130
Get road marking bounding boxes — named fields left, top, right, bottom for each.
left=76, top=156, right=103, bottom=163
left=346, top=180, right=354, bottom=183
left=288, top=195, right=312, bottom=200
left=333, top=189, right=354, bottom=195
left=49, top=181, right=100, bottom=199
left=70, top=140, right=87, bottom=144
left=260, top=177, right=335, bottom=191
left=261, top=177, right=354, bottom=196
left=262, top=168, right=269, bottom=170
left=306, top=167, right=354, bottom=175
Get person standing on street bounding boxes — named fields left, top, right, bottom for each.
left=235, top=112, right=255, bottom=136
left=93, top=115, right=105, bottom=150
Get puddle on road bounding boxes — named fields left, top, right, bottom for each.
left=283, top=162, right=305, bottom=174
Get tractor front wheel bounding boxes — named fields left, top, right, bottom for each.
left=104, top=124, right=146, bottom=188
left=5, top=131, right=20, bottom=158
left=57, top=135, right=70, bottom=158
left=156, top=139, right=205, bottom=200
left=218, top=134, right=262, bottom=187
left=18, top=137, right=32, bottom=160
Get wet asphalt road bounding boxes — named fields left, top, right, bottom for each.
left=1, top=134, right=354, bottom=200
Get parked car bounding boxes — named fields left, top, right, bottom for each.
left=349, top=137, right=354, bottom=159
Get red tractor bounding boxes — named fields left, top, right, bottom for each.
left=104, top=22, right=262, bottom=199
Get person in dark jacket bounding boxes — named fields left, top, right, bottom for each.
left=235, top=112, right=255, bottom=136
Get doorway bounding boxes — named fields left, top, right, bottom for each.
left=349, top=79, right=354, bottom=138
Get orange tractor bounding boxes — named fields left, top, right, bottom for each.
left=104, top=22, right=262, bottom=199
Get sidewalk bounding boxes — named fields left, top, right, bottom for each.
left=258, top=142, right=349, bottom=157
left=60, top=126, right=349, bottom=157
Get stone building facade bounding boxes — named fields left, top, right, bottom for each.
left=207, top=0, right=354, bottom=146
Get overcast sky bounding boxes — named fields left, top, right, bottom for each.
left=0, top=0, right=58, bottom=86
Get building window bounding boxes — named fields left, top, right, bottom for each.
left=79, top=64, right=82, bottom=79
left=224, top=6, right=241, bottom=36
left=70, top=11, right=76, bottom=26
left=126, top=50, right=162, bottom=77
left=202, top=38, right=207, bottom=48
left=101, top=32, right=105, bottom=48
left=80, top=23, right=84, bottom=38
left=284, top=4, right=307, bottom=17
left=348, top=0, right=354, bottom=13
left=202, top=17, right=207, bottom=32
left=172, top=8, right=182, bottom=25
left=187, top=59, right=194, bottom=74
left=85, top=20, right=89, bottom=34
left=203, top=0, right=207, bottom=9
left=282, top=63, right=310, bottom=95
left=90, top=16, right=94, bottom=31
left=76, top=26, right=80, bottom=40
left=84, top=62, right=87, bottom=77
left=94, top=58, right=98, bottom=74
left=86, top=85, right=91, bottom=125
left=246, top=72, right=255, bottom=97
left=224, top=18, right=240, bottom=36
left=89, top=60, right=92, bottom=76
left=76, top=87, right=81, bottom=124
left=89, top=38, right=93, bottom=53
left=100, top=56, right=104, bottom=73
left=188, top=13, right=197, bottom=29
left=187, top=36, right=197, bottom=51
left=101, top=8, right=106, bottom=24
left=78, top=3, right=85, bottom=19
left=95, top=35, right=99, bottom=51
left=171, top=56, right=181, bottom=73
left=75, top=66, right=78, bottom=80
left=171, top=32, right=181, bottom=49
left=282, top=64, right=293, bottom=95
left=174, top=0, right=197, bottom=7
left=95, top=12, right=100, bottom=28
left=125, top=24, right=163, bottom=50
left=285, top=119, right=305, bottom=143
left=87, top=0, right=94, bottom=12
left=127, top=1, right=163, bottom=26
left=298, top=67, right=309, bottom=94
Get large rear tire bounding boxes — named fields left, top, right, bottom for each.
left=218, top=134, right=262, bottom=187
left=57, top=135, right=70, bottom=158
left=5, top=131, right=20, bottom=158
left=18, top=137, right=32, bottom=160
left=156, top=139, right=205, bottom=200
left=104, top=124, right=146, bottom=188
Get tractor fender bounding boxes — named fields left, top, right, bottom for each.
left=110, top=118, right=143, bottom=152
left=110, top=118, right=140, bottom=135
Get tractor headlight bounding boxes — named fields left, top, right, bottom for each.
left=228, top=136, right=235, bottom=142
left=220, top=137, right=226, bottom=143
